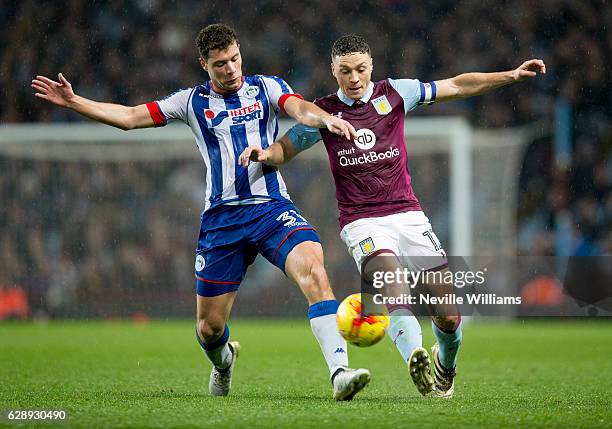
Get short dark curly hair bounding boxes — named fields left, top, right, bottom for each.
left=331, top=34, right=371, bottom=60
left=196, top=24, right=239, bottom=59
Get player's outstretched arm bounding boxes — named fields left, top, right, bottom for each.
left=435, top=59, right=546, bottom=102
left=282, top=97, right=356, bottom=141
left=239, top=123, right=322, bottom=167
left=32, top=73, right=154, bottom=130
left=238, top=135, right=299, bottom=167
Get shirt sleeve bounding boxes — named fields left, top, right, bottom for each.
left=261, top=76, right=304, bottom=114
left=388, top=78, right=437, bottom=114
left=146, top=87, right=194, bottom=127
left=286, top=123, right=322, bottom=152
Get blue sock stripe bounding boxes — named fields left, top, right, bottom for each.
left=196, top=324, right=230, bottom=351
left=308, top=299, right=339, bottom=319
left=195, top=326, right=207, bottom=350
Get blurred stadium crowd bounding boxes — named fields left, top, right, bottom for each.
left=0, top=155, right=353, bottom=317
left=0, top=1, right=610, bottom=316
left=0, top=159, right=199, bottom=316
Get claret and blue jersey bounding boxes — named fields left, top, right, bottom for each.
left=145, top=76, right=319, bottom=296
left=287, top=78, right=437, bottom=228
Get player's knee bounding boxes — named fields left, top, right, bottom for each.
left=434, top=315, right=460, bottom=332
left=197, top=316, right=225, bottom=342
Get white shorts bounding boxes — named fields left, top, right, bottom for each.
left=340, top=211, right=447, bottom=273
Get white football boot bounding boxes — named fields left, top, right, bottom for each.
left=209, top=341, right=240, bottom=396
left=332, top=368, right=371, bottom=401
left=408, top=347, right=435, bottom=396
left=431, top=342, right=456, bottom=398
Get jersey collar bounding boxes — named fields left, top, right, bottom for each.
left=337, top=81, right=374, bottom=106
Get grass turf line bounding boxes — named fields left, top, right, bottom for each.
left=0, top=320, right=611, bottom=428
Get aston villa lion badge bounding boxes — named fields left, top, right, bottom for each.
left=371, top=95, right=392, bottom=115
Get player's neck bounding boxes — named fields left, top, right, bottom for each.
left=210, top=77, right=245, bottom=95
left=337, top=81, right=374, bottom=105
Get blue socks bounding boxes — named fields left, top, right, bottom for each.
left=431, top=318, right=462, bottom=370
left=387, top=305, right=423, bottom=362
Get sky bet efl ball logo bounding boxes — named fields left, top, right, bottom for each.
left=354, top=128, right=376, bottom=150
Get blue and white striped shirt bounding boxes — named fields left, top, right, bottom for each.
left=148, top=75, right=301, bottom=212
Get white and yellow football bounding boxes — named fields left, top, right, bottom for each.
left=336, top=293, right=390, bottom=347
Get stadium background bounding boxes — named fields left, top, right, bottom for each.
left=0, top=0, right=610, bottom=319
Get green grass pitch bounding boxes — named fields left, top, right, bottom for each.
left=1, top=320, right=611, bottom=428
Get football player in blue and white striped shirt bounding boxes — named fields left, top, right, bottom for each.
left=32, top=23, right=370, bottom=401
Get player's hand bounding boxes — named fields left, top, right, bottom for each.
left=31, top=73, right=76, bottom=107
left=513, top=59, right=546, bottom=81
left=323, top=116, right=357, bottom=141
left=239, top=146, right=268, bottom=167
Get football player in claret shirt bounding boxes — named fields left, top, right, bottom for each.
left=240, top=34, right=546, bottom=397
left=32, top=24, right=373, bottom=401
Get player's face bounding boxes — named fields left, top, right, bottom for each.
left=331, top=52, right=373, bottom=100
left=200, top=42, right=243, bottom=92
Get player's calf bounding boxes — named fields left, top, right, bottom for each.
left=430, top=315, right=462, bottom=398
left=286, top=241, right=335, bottom=304
left=363, top=252, right=425, bottom=379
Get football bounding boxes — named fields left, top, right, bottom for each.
left=336, top=293, right=390, bottom=347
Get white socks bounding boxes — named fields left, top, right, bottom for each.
left=309, top=300, right=349, bottom=376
